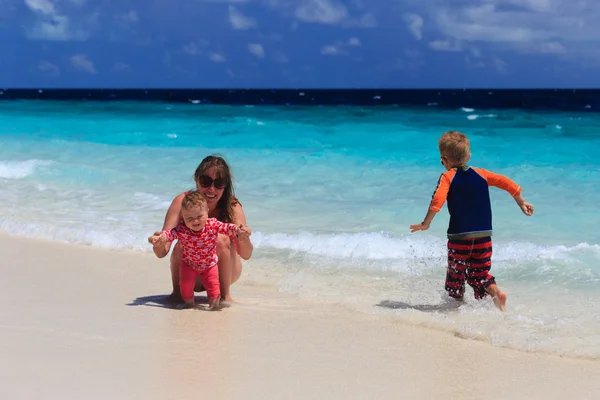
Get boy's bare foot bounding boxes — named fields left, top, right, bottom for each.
left=493, top=292, right=507, bottom=312
left=221, top=295, right=233, bottom=302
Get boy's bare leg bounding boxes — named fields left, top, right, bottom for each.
left=486, top=283, right=507, bottom=311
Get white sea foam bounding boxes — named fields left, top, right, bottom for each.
left=253, top=231, right=600, bottom=264
left=0, top=159, right=52, bottom=179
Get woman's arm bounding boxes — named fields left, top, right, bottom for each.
left=232, top=203, right=254, bottom=260
left=152, top=193, right=185, bottom=259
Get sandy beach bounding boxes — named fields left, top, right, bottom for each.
left=1, top=233, right=599, bottom=400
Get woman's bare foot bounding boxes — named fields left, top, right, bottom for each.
left=493, top=292, right=507, bottom=312
left=219, top=300, right=232, bottom=308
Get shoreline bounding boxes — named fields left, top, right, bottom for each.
left=2, top=233, right=600, bottom=399
left=2, top=232, right=598, bottom=361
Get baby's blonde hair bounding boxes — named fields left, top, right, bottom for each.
left=438, top=131, right=471, bottom=166
left=181, top=190, right=208, bottom=211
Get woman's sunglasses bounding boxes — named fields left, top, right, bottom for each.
left=198, top=175, right=227, bottom=189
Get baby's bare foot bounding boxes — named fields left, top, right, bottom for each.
left=208, top=299, right=221, bottom=310
left=184, top=300, right=196, bottom=308
left=493, top=292, right=507, bottom=312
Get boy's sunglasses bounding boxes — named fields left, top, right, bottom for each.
left=198, top=175, right=227, bottom=189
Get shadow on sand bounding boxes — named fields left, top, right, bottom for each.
left=126, top=294, right=209, bottom=310
left=375, top=299, right=461, bottom=313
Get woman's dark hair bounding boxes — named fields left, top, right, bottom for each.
left=193, top=155, right=239, bottom=223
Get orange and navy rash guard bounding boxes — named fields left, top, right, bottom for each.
left=429, top=167, right=522, bottom=239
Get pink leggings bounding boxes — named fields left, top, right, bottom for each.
left=179, top=262, right=220, bottom=301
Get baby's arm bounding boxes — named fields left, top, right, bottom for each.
left=410, top=172, right=451, bottom=232
left=480, top=169, right=534, bottom=216
left=148, top=228, right=178, bottom=248
left=216, top=221, right=240, bottom=247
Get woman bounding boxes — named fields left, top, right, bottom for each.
left=152, top=155, right=253, bottom=303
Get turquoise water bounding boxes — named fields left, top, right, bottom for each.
left=1, top=100, right=599, bottom=358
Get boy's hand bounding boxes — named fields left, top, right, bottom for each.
left=237, top=224, right=252, bottom=240
left=410, top=222, right=430, bottom=232
left=514, top=193, right=534, bottom=216
left=518, top=201, right=534, bottom=216
left=148, top=232, right=166, bottom=247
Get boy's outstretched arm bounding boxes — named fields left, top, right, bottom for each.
left=410, top=172, right=451, bottom=233
left=410, top=210, right=437, bottom=232
left=513, top=193, right=534, bottom=216
left=478, top=169, right=534, bottom=216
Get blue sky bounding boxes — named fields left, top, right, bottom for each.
left=1, top=0, right=600, bottom=88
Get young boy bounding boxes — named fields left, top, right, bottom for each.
left=410, top=131, right=534, bottom=311
left=149, top=190, right=251, bottom=310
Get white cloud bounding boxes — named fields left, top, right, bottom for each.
left=70, top=54, right=96, bottom=74
left=343, top=12, right=377, bottom=28
left=228, top=6, right=256, bottom=29
left=248, top=43, right=265, bottom=59
left=320, top=37, right=362, bottom=56
left=538, top=41, right=567, bottom=54
left=429, top=39, right=462, bottom=52
left=401, top=0, right=600, bottom=64
left=295, top=0, right=348, bottom=24
left=24, top=0, right=55, bottom=15
left=38, top=61, right=59, bottom=76
left=491, top=57, right=508, bottom=73
left=348, top=37, right=361, bottom=46
left=209, top=53, right=226, bottom=63
left=465, top=53, right=508, bottom=73
left=24, top=0, right=88, bottom=41
left=182, top=43, right=201, bottom=55
left=182, top=40, right=209, bottom=55
left=114, top=63, right=130, bottom=72
left=272, top=53, right=289, bottom=63
left=117, top=10, right=139, bottom=24
left=321, top=45, right=343, bottom=55
left=403, top=13, right=423, bottom=40
left=425, top=1, right=600, bottom=53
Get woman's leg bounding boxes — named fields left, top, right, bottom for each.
left=167, top=242, right=183, bottom=302
left=216, top=234, right=243, bottom=302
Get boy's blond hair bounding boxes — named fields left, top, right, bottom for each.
left=438, top=131, right=471, bottom=166
left=181, top=190, right=208, bottom=211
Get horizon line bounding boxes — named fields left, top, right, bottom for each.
left=2, top=87, right=600, bottom=91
